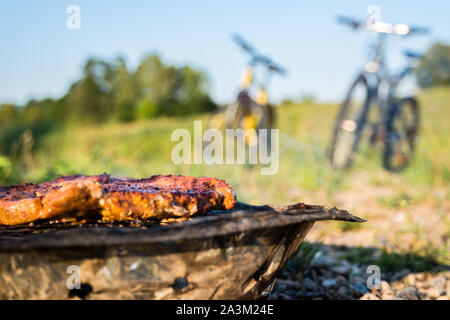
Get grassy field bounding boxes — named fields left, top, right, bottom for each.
left=7, top=87, right=448, bottom=195
left=1, top=86, right=449, bottom=266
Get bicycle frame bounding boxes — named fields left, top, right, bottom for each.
left=354, top=31, right=421, bottom=134
left=239, top=62, right=277, bottom=106
left=220, top=34, right=286, bottom=133
left=329, top=15, right=428, bottom=169
left=337, top=15, right=428, bottom=111
left=232, top=33, right=286, bottom=107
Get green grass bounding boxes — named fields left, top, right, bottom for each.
left=287, top=241, right=323, bottom=273
left=338, top=246, right=447, bottom=273
left=2, top=87, right=449, bottom=207
left=336, top=220, right=364, bottom=232
left=378, top=192, right=420, bottom=209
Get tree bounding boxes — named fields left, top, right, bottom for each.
left=0, top=53, right=217, bottom=128
left=109, top=57, right=139, bottom=122
left=134, top=54, right=178, bottom=114
left=0, top=104, right=19, bottom=125
left=134, top=54, right=216, bottom=117
left=65, top=58, right=113, bottom=123
left=416, top=42, right=450, bottom=88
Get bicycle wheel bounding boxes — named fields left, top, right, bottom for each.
left=383, top=97, right=420, bottom=171
left=207, top=107, right=226, bottom=131
left=329, top=74, right=372, bottom=169
left=207, top=101, right=240, bottom=131
left=259, top=104, right=275, bottom=130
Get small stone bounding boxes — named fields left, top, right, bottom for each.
left=418, top=288, right=429, bottom=298
left=360, top=293, right=380, bottom=300
left=428, top=277, right=446, bottom=291
left=336, top=275, right=348, bottom=285
left=354, top=281, right=369, bottom=295
left=172, top=277, right=189, bottom=290
left=277, top=284, right=287, bottom=291
left=428, top=288, right=443, bottom=299
left=321, top=270, right=333, bottom=278
left=322, top=279, right=337, bottom=288
left=310, top=269, right=318, bottom=281
left=351, top=266, right=363, bottom=276
left=276, top=279, right=300, bottom=288
left=391, top=281, right=404, bottom=290
left=279, top=293, right=293, bottom=300
left=397, top=286, right=420, bottom=300
left=285, top=289, right=296, bottom=297
left=415, top=273, right=426, bottom=282
left=304, top=277, right=318, bottom=290
left=332, top=264, right=351, bottom=275
left=352, top=276, right=365, bottom=284
left=337, top=286, right=349, bottom=298
left=406, top=274, right=416, bottom=286
left=380, top=281, right=391, bottom=293
left=392, top=269, right=411, bottom=281
left=304, top=292, right=320, bottom=298
left=311, top=254, right=337, bottom=267
left=382, top=292, right=395, bottom=300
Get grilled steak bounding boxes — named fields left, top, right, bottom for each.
left=100, top=175, right=236, bottom=221
left=0, top=174, right=236, bottom=225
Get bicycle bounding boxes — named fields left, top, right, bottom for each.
left=329, top=15, right=429, bottom=171
left=208, top=34, right=286, bottom=147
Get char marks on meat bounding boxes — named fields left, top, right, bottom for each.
left=0, top=174, right=236, bottom=225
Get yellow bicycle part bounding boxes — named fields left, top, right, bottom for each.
left=241, top=66, right=253, bottom=89
left=256, top=87, right=268, bottom=105
left=241, top=114, right=259, bottom=146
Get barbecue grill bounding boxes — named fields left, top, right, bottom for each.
left=0, top=202, right=363, bottom=299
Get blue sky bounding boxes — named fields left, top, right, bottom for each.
left=0, top=0, right=449, bottom=105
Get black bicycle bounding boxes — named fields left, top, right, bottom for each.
left=329, top=16, right=429, bottom=171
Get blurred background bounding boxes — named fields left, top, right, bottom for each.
left=0, top=0, right=449, bottom=299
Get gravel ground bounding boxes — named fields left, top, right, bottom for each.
left=271, top=244, right=449, bottom=300
left=271, top=173, right=449, bottom=300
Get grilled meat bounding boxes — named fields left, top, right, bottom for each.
left=0, top=175, right=107, bottom=226
left=0, top=174, right=236, bottom=226
left=100, top=175, right=236, bottom=221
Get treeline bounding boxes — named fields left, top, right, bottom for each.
left=0, top=54, right=217, bottom=154
left=416, top=42, right=450, bottom=88
left=1, top=41, right=449, bottom=153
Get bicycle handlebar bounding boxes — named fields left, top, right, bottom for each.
left=232, top=33, right=259, bottom=58
left=232, top=33, right=287, bottom=76
left=336, top=15, right=430, bottom=37
left=407, top=26, right=430, bottom=35
left=255, top=56, right=287, bottom=75
left=336, top=16, right=363, bottom=30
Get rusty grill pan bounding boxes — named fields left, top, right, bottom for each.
left=0, top=202, right=363, bottom=251
left=0, top=202, right=364, bottom=299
